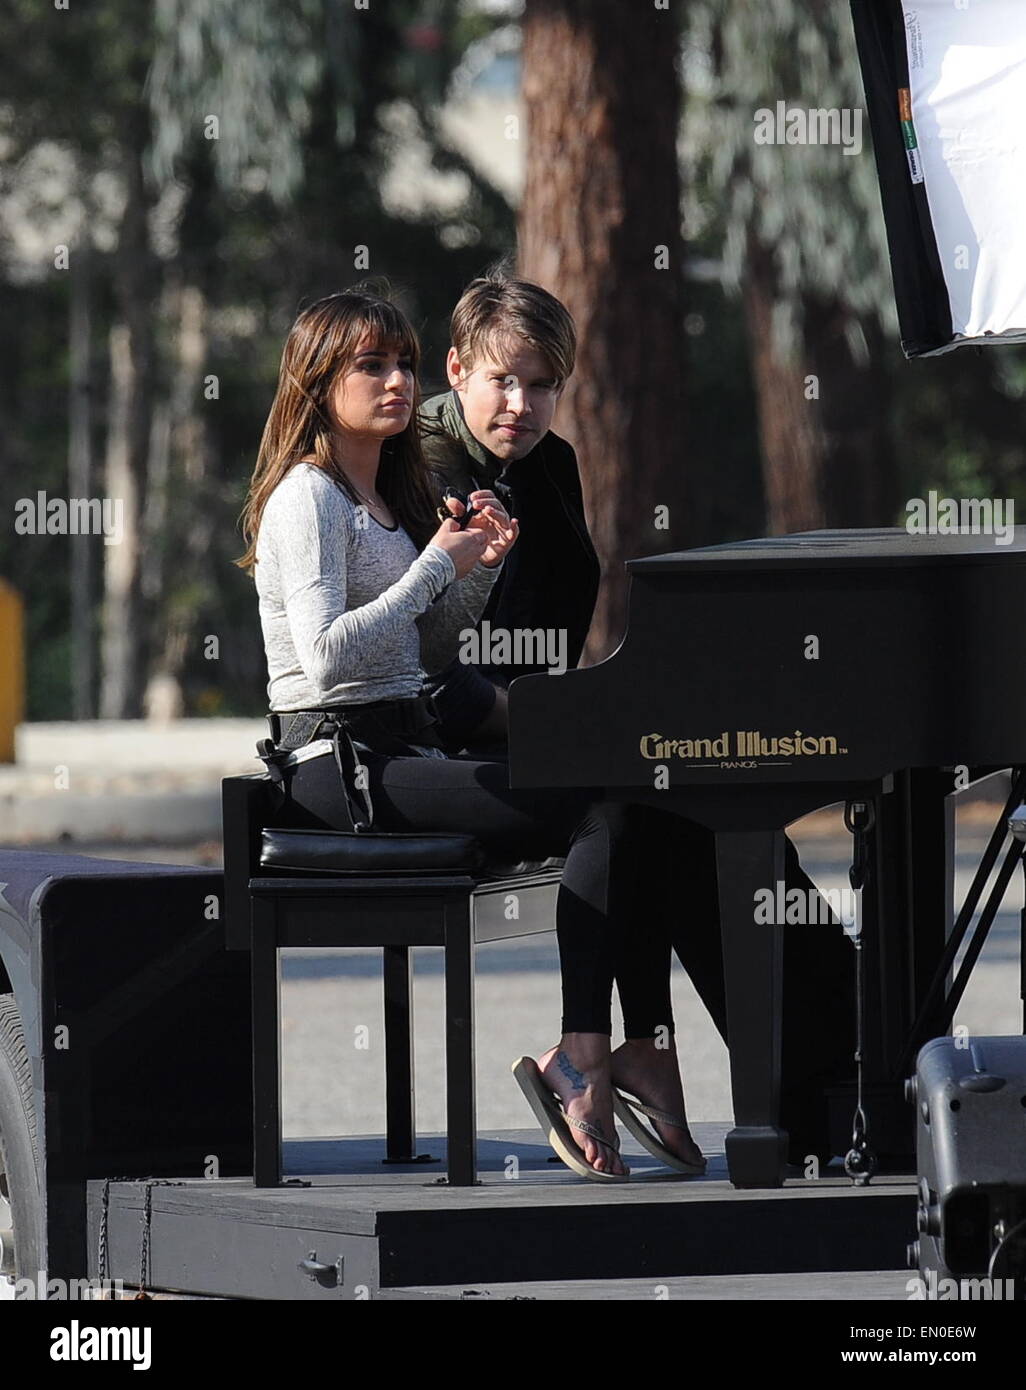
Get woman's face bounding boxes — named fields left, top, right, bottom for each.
left=329, top=335, right=415, bottom=440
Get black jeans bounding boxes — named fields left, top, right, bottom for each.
left=421, top=658, right=500, bottom=755
left=282, top=747, right=678, bottom=1039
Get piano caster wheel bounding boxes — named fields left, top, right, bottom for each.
left=844, top=1144, right=878, bottom=1185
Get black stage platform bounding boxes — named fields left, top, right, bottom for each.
left=85, top=1122, right=916, bottom=1300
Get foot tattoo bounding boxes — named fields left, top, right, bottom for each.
left=556, top=1050, right=587, bottom=1093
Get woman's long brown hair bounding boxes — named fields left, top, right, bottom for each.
left=236, top=286, right=439, bottom=573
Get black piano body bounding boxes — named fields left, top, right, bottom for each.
left=508, top=528, right=1026, bottom=1187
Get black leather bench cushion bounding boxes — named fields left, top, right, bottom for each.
left=258, top=829, right=566, bottom=882
left=259, top=828, right=485, bottom=875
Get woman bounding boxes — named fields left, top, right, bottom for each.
left=237, top=286, right=704, bottom=1181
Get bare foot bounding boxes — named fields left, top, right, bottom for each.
left=537, top=1036, right=628, bottom=1177
left=610, top=1038, right=705, bottom=1169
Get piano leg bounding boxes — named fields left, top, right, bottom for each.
left=715, top=828, right=788, bottom=1188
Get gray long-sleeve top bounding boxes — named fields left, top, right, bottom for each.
left=254, top=462, right=502, bottom=711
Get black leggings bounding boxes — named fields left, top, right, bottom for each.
left=283, top=748, right=675, bottom=1038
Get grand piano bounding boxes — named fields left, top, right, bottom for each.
left=507, top=528, right=1026, bottom=1188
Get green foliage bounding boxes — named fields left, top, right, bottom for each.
left=1, top=0, right=516, bottom=720
left=684, top=0, right=898, bottom=362
left=888, top=349, right=1026, bottom=522
left=683, top=1, right=1026, bottom=524
left=148, top=0, right=328, bottom=205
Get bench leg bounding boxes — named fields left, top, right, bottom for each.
left=383, top=945, right=417, bottom=1160
left=443, top=896, right=476, bottom=1185
left=252, top=895, right=282, bottom=1187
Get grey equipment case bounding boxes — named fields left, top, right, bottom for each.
left=908, top=1035, right=1026, bottom=1298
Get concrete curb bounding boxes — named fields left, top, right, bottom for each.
left=1, top=718, right=266, bottom=843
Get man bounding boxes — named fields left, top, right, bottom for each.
left=420, top=272, right=598, bottom=754
left=421, top=271, right=855, bottom=1162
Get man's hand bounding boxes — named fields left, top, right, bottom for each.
left=460, top=489, right=519, bottom=568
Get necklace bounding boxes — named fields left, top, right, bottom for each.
left=335, top=466, right=388, bottom=515
left=343, top=477, right=397, bottom=529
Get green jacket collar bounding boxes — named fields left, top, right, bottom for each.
left=434, top=390, right=505, bottom=486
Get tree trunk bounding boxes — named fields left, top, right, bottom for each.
left=744, top=234, right=895, bottom=535
left=99, top=321, right=145, bottom=719
left=146, top=278, right=214, bottom=717
left=743, top=234, right=828, bottom=534
left=810, top=305, right=896, bottom=529
left=99, top=141, right=155, bottom=719
left=68, top=234, right=94, bottom=719
left=518, top=0, right=688, bottom=663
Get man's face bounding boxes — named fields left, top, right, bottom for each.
left=447, top=338, right=563, bottom=462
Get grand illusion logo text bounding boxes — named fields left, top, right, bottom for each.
left=639, top=730, right=846, bottom=762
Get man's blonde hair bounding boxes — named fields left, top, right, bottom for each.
left=451, top=270, right=576, bottom=384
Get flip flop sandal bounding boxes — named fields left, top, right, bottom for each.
left=611, top=1087, right=707, bottom=1175
left=512, top=1056, right=630, bottom=1183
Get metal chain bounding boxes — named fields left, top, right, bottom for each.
left=136, top=1179, right=184, bottom=1299
left=96, top=1176, right=185, bottom=1299
left=843, top=800, right=878, bottom=1186
left=97, top=1176, right=133, bottom=1287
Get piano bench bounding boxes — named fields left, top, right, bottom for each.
left=221, top=778, right=563, bottom=1191
left=259, top=826, right=485, bottom=875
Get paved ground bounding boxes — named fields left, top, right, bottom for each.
left=273, top=833, right=1021, bottom=1137
left=0, top=719, right=265, bottom=841
left=8, top=823, right=1018, bottom=1135
left=2, top=725, right=1021, bottom=1300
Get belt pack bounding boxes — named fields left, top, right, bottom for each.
left=272, top=694, right=443, bottom=756
left=256, top=695, right=443, bottom=833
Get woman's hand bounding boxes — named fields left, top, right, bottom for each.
left=455, top=489, right=519, bottom=569
left=428, top=516, right=491, bottom=579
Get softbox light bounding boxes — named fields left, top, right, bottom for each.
left=851, top=0, right=1026, bottom=358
